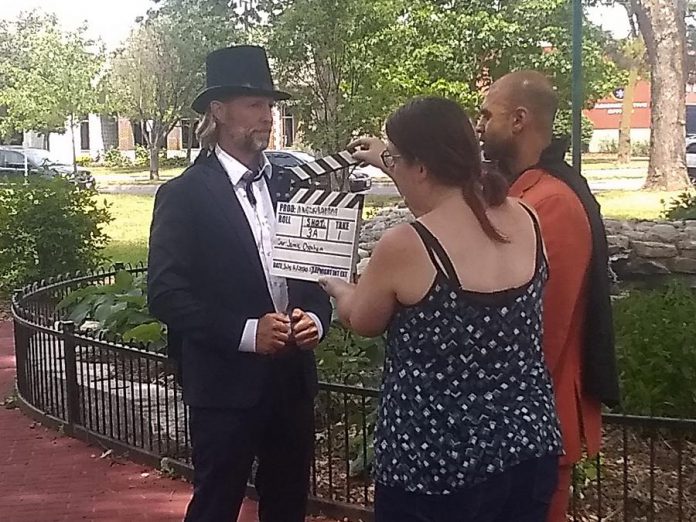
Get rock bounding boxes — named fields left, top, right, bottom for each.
left=357, top=248, right=369, bottom=259
left=679, top=239, right=696, bottom=251
left=624, top=230, right=647, bottom=242
left=670, top=257, right=696, bottom=274
left=624, top=258, right=671, bottom=275
left=603, top=219, right=623, bottom=234
left=606, top=235, right=629, bottom=254
left=646, top=223, right=679, bottom=242
left=632, top=241, right=678, bottom=259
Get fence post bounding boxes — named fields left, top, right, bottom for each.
left=12, top=289, right=28, bottom=398
left=60, top=321, right=81, bottom=430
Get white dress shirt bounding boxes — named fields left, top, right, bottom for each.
left=215, top=145, right=323, bottom=352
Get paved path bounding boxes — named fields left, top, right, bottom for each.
left=0, top=321, right=333, bottom=522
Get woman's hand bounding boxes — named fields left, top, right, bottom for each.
left=318, top=277, right=356, bottom=327
left=348, top=137, right=387, bottom=171
left=318, top=277, right=353, bottom=299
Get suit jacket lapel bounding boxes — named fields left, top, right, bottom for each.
left=201, top=153, right=265, bottom=279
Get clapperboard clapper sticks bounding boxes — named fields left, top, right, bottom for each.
left=270, top=151, right=365, bottom=283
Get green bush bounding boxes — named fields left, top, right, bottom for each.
left=553, top=110, right=593, bottom=152
left=159, top=155, right=190, bottom=169
left=103, top=148, right=132, bottom=168
left=135, top=145, right=149, bottom=168
left=597, top=139, right=618, bottom=154
left=57, top=269, right=166, bottom=351
left=75, top=155, right=92, bottom=167
left=661, top=191, right=696, bottom=220
left=0, top=178, right=112, bottom=293
left=316, top=322, right=384, bottom=386
left=631, top=140, right=650, bottom=157
left=613, top=283, right=696, bottom=418
left=315, top=323, right=384, bottom=477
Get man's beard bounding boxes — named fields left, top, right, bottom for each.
left=243, top=130, right=271, bottom=152
left=481, top=136, right=517, bottom=179
left=481, top=135, right=514, bottom=163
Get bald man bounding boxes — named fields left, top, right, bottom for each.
left=477, top=71, right=619, bottom=522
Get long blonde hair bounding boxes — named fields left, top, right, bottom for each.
left=196, top=108, right=218, bottom=150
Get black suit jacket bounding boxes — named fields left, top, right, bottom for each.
left=147, top=151, right=332, bottom=408
left=536, top=139, right=620, bottom=408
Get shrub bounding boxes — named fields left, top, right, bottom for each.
left=159, top=155, right=190, bottom=169
left=661, top=191, right=696, bottom=221
left=57, top=269, right=166, bottom=351
left=597, top=139, right=618, bottom=154
left=135, top=145, right=149, bottom=168
left=75, top=155, right=92, bottom=167
left=553, top=110, right=593, bottom=152
left=315, top=323, right=384, bottom=477
left=0, top=178, right=112, bottom=293
left=103, top=148, right=132, bottom=168
left=613, top=283, right=696, bottom=418
left=316, top=322, right=384, bottom=386
left=631, top=140, right=650, bottom=157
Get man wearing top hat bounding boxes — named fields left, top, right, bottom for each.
left=147, top=45, right=332, bottom=521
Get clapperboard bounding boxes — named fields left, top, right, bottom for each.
left=270, top=151, right=365, bottom=283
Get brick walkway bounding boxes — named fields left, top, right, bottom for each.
left=0, top=321, right=333, bottom=522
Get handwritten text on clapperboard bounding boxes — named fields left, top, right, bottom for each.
left=270, top=201, right=360, bottom=282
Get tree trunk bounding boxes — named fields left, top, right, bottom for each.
left=149, top=142, right=160, bottom=181
left=617, top=66, right=639, bottom=164
left=633, top=0, right=691, bottom=190
left=69, top=114, right=78, bottom=174
left=186, top=121, right=194, bottom=163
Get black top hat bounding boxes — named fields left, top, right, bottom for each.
left=191, top=45, right=290, bottom=114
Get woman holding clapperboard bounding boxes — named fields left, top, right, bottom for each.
left=319, top=97, right=562, bottom=522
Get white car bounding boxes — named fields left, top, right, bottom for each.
left=686, top=137, right=696, bottom=184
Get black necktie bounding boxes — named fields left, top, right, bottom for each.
left=243, top=169, right=264, bottom=206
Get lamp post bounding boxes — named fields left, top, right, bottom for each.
left=572, top=0, right=583, bottom=172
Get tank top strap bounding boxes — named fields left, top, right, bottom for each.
left=410, top=221, right=461, bottom=287
left=518, top=202, right=545, bottom=269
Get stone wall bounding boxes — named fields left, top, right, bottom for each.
left=357, top=207, right=696, bottom=280
left=605, top=219, right=696, bottom=279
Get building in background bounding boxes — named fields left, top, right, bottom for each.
left=584, top=80, right=696, bottom=153
left=22, top=105, right=299, bottom=164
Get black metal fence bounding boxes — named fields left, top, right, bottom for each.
left=11, top=268, right=696, bottom=521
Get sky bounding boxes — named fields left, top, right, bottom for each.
left=0, top=0, right=631, bottom=50
left=0, top=0, right=155, bottom=50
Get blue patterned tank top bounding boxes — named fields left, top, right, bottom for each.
left=374, top=207, right=563, bottom=494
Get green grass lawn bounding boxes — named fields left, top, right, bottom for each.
left=91, top=166, right=182, bottom=185
left=596, top=190, right=682, bottom=220
left=98, top=189, right=685, bottom=265
left=101, top=194, right=153, bottom=265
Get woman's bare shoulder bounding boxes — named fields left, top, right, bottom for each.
left=371, top=222, right=421, bottom=259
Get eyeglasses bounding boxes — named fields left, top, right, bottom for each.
left=380, top=149, right=402, bottom=169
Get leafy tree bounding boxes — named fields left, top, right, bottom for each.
left=0, top=12, right=104, bottom=172
left=259, top=0, right=403, bottom=157
left=257, top=0, right=618, bottom=159
left=107, top=1, right=241, bottom=179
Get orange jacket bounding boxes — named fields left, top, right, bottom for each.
left=510, top=168, right=602, bottom=464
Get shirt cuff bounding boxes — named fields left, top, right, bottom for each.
left=305, top=312, right=324, bottom=340
left=238, top=319, right=258, bottom=352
